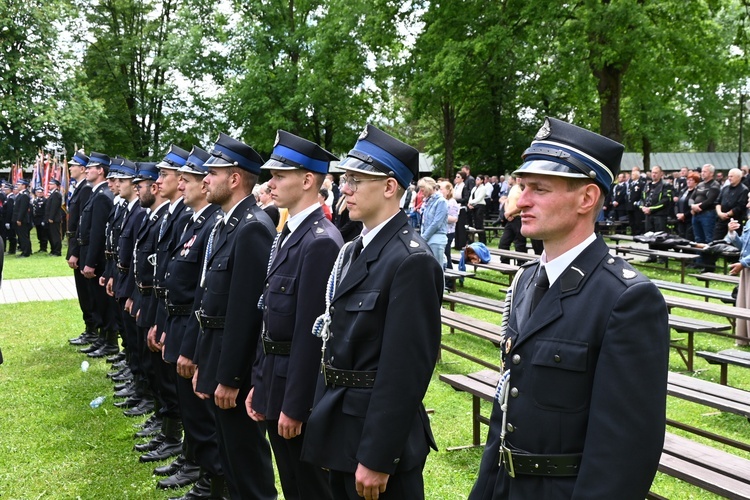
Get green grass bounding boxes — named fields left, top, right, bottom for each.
left=0, top=246, right=748, bottom=498
left=3, top=228, right=71, bottom=279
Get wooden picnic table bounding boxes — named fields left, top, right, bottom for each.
left=614, top=245, right=699, bottom=283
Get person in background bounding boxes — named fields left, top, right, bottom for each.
left=418, top=176, right=448, bottom=268
left=675, top=171, right=699, bottom=241
left=726, top=203, right=750, bottom=346
left=32, top=187, right=48, bottom=253
left=467, top=174, right=487, bottom=243
left=439, top=181, right=460, bottom=273
left=319, top=187, right=333, bottom=221
left=257, top=182, right=280, bottom=227
left=46, top=178, right=64, bottom=256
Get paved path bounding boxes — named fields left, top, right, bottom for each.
left=0, top=276, right=77, bottom=304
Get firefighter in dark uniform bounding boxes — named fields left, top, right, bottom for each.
left=32, top=187, right=48, bottom=253
left=67, top=151, right=96, bottom=346
left=46, top=178, right=64, bottom=256
left=247, top=130, right=342, bottom=500
left=641, top=165, right=672, bottom=233
left=469, top=117, right=669, bottom=500
left=157, top=147, right=224, bottom=497
left=135, top=145, right=191, bottom=464
left=191, top=133, right=276, bottom=499
left=301, top=125, right=443, bottom=500
left=2, top=182, right=16, bottom=255
left=77, top=153, right=118, bottom=357
left=12, top=179, right=32, bottom=257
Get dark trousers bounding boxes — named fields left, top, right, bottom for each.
left=455, top=209, right=469, bottom=249
left=328, top=462, right=426, bottom=500
left=498, top=217, right=526, bottom=263
left=87, top=269, right=116, bottom=335
left=214, top=398, right=276, bottom=499
left=628, top=209, right=644, bottom=235
left=645, top=214, right=668, bottom=233
left=15, top=222, right=31, bottom=256
left=48, top=221, right=62, bottom=255
left=267, top=422, right=332, bottom=500
left=151, top=348, right=180, bottom=419
left=175, top=367, right=222, bottom=475
left=34, top=222, right=48, bottom=251
left=471, top=205, right=486, bottom=243
left=74, top=267, right=97, bottom=333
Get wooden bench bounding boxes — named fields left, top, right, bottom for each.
left=668, top=315, right=732, bottom=371
left=696, top=349, right=750, bottom=386
left=466, top=228, right=486, bottom=242
left=675, top=244, right=738, bottom=274
left=487, top=248, right=538, bottom=266
left=441, top=370, right=750, bottom=497
left=614, top=245, right=699, bottom=283
left=443, top=291, right=504, bottom=314
left=607, top=233, right=635, bottom=245
left=690, top=271, right=740, bottom=288
left=443, top=269, right=475, bottom=291
left=663, top=294, right=750, bottom=336
left=440, top=309, right=501, bottom=371
left=442, top=290, right=728, bottom=372
left=455, top=258, right=519, bottom=287
left=652, top=279, right=735, bottom=304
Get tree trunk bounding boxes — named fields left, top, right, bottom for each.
left=641, top=135, right=651, bottom=171
left=593, top=64, right=624, bottom=143
left=442, top=100, right=456, bottom=179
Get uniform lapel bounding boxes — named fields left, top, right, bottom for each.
left=269, top=207, right=323, bottom=276
left=334, top=212, right=408, bottom=300
left=513, top=237, right=610, bottom=349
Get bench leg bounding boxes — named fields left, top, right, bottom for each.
left=446, top=395, right=486, bottom=451
left=720, top=364, right=728, bottom=386
left=687, top=332, right=694, bottom=372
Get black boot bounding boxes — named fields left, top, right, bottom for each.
left=135, top=414, right=162, bottom=438
left=124, top=398, right=154, bottom=417
left=208, top=474, right=229, bottom=499
left=154, top=454, right=185, bottom=477
left=139, top=417, right=182, bottom=462
left=134, top=432, right=165, bottom=453
left=157, top=460, right=201, bottom=489
left=168, top=472, right=211, bottom=500
left=69, top=331, right=98, bottom=346
left=79, top=337, right=104, bottom=354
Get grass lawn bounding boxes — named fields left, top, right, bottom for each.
left=0, top=238, right=748, bottom=498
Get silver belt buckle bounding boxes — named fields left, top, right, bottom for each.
left=501, top=445, right=515, bottom=478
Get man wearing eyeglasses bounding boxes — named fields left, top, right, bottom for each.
left=302, top=125, right=443, bottom=500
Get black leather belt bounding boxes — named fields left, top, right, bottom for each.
left=197, top=313, right=225, bottom=329
left=323, top=364, right=376, bottom=388
left=167, top=303, right=192, bottom=317
left=117, top=264, right=129, bottom=274
left=262, top=336, right=292, bottom=355
left=79, top=239, right=89, bottom=245
left=136, top=283, right=152, bottom=296
left=154, top=287, right=168, bottom=299
left=66, top=231, right=75, bottom=238
left=501, top=445, right=581, bottom=477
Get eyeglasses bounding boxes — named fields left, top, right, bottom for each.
left=342, top=176, right=385, bottom=193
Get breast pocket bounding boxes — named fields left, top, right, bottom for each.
left=206, top=255, right=231, bottom=295
left=341, top=290, right=380, bottom=341
left=267, top=275, right=296, bottom=316
left=530, top=339, right=590, bottom=412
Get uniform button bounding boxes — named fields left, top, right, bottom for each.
left=330, top=306, right=335, bottom=313
left=392, top=458, right=400, bottom=464
left=512, top=354, right=521, bottom=365
left=358, top=301, right=363, bottom=307
left=266, top=283, right=269, bottom=288
left=280, top=286, right=286, bottom=292
left=506, top=423, right=514, bottom=433
left=510, top=387, right=519, bottom=398
left=554, top=354, right=561, bottom=363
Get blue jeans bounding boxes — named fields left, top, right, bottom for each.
left=692, top=211, right=717, bottom=244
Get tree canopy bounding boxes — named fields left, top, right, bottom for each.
left=2, top=0, right=750, bottom=175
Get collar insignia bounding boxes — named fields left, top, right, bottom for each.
left=622, top=269, right=636, bottom=279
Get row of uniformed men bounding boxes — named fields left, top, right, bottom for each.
left=65, top=125, right=444, bottom=500
left=0, top=178, right=64, bottom=257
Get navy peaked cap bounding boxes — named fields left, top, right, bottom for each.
left=205, top=133, right=264, bottom=174
left=339, top=124, right=419, bottom=189
left=178, top=146, right=211, bottom=176
left=87, top=152, right=111, bottom=168
left=515, top=117, right=624, bottom=195
left=70, top=150, right=89, bottom=167
left=134, top=162, right=159, bottom=182
left=261, top=130, right=337, bottom=174
left=157, top=145, right=190, bottom=170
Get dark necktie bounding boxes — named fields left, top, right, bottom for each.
left=278, top=222, right=291, bottom=248
left=529, top=265, right=549, bottom=316
left=351, top=237, right=364, bottom=262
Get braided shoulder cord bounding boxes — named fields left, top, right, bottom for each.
left=311, top=240, right=355, bottom=363
left=257, top=230, right=284, bottom=310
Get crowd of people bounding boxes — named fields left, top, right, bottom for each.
left=55, top=125, right=442, bottom=500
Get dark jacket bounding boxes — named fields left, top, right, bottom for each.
left=67, top=181, right=92, bottom=259
left=470, top=236, right=669, bottom=500
left=78, top=184, right=114, bottom=271
left=301, top=211, right=443, bottom=475
left=45, top=190, right=63, bottom=223
left=251, top=207, right=343, bottom=422
left=193, top=198, right=276, bottom=395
